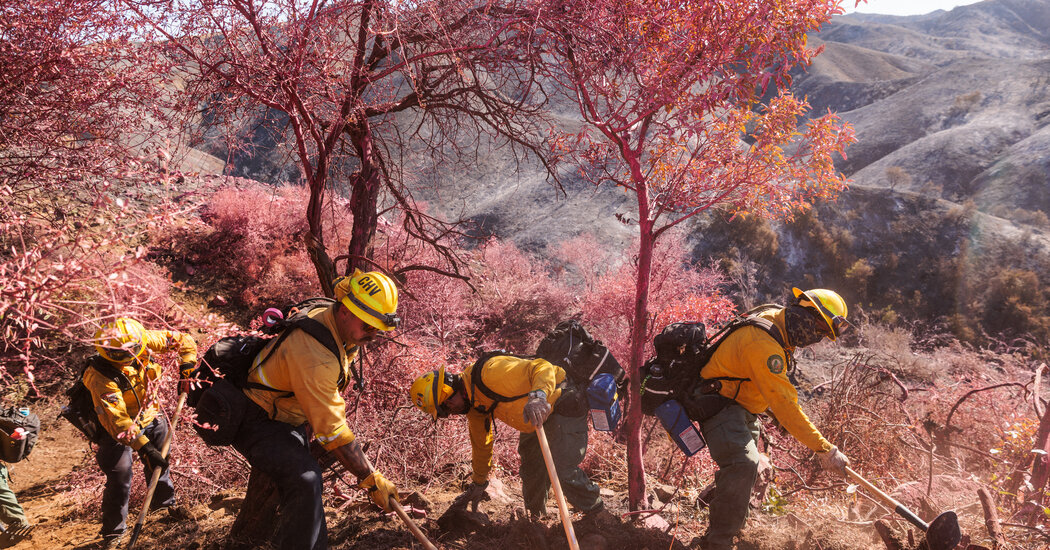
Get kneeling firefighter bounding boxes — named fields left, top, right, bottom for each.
left=227, top=271, right=402, bottom=550
left=87, top=318, right=197, bottom=548
left=409, top=353, right=605, bottom=519
left=686, top=288, right=852, bottom=550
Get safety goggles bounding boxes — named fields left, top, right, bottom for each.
left=801, top=297, right=851, bottom=338
left=104, top=341, right=144, bottom=362
left=341, top=294, right=400, bottom=330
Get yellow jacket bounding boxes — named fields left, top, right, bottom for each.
left=463, top=355, right=565, bottom=484
left=244, top=305, right=359, bottom=451
left=84, top=329, right=197, bottom=450
left=699, top=307, right=832, bottom=452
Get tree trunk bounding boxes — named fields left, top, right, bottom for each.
left=626, top=214, right=655, bottom=510
left=1022, top=397, right=1050, bottom=521
left=345, top=123, right=381, bottom=275
left=305, top=169, right=337, bottom=296
left=229, top=441, right=330, bottom=547
left=873, top=520, right=906, bottom=550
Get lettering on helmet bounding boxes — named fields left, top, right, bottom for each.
left=357, top=276, right=383, bottom=296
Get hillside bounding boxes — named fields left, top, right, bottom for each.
left=189, top=0, right=1050, bottom=340
left=6, top=1, right=1050, bottom=549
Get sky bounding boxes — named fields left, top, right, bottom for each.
left=841, top=0, right=985, bottom=16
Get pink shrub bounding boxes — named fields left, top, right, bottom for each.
left=156, top=180, right=357, bottom=309
left=556, top=232, right=736, bottom=363
left=466, top=239, right=575, bottom=352
left=0, top=198, right=182, bottom=391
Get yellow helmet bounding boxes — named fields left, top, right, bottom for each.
left=792, top=288, right=850, bottom=341
left=94, top=318, right=148, bottom=364
left=409, top=366, right=455, bottom=420
left=335, top=269, right=400, bottom=331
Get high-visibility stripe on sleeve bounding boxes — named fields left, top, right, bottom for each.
left=316, top=423, right=355, bottom=451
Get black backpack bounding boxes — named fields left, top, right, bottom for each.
left=534, top=320, right=627, bottom=393
left=189, top=297, right=351, bottom=404
left=60, top=357, right=136, bottom=444
left=639, top=310, right=789, bottom=416
left=189, top=298, right=347, bottom=446
left=0, top=406, right=40, bottom=462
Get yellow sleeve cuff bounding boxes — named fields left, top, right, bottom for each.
left=319, top=428, right=355, bottom=451
left=130, top=434, right=149, bottom=451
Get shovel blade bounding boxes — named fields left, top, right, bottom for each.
left=925, top=511, right=961, bottom=550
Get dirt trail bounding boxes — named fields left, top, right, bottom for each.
left=7, top=402, right=884, bottom=550
left=9, top=410, right=697, bottom=550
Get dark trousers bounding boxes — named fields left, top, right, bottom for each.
left=0, top=463, right=27, bottom=529
left=233, top=404, right=326, bottom=550
left=95, top=416, right=175, bottom=537
left=518, top=413, right=602, bottom=516
left=698, top=404, right=761, bottom=549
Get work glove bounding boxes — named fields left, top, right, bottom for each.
left=178, top=362, right=197, bottom=395
left=358, top=470, right=399, bottom=513
left=523, top=390, right=551, bottom=427
left=452, top=481, right=490, bottom=512
left=817, top=445, right=850, bottom=475
left=139, top=441, right=169, bottom=472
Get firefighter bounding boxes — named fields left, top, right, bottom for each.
left=231, top=270, right=401, bottom=550
left=684, top=288, right=852, bottom=550
left=86, top=318, right=197, bottom=548
left=408, top=353, right=605, bottom=520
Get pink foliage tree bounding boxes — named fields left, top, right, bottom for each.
left=535, top=0, right=857, bottom=507
left=123, top=0, right=556, bottom=295
left=0, top=0, right=186, bottom=388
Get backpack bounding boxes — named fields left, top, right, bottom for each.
left=0, top=406, right=40, bottom=462
left=534, top=320, right=627, bottom=394
left=60, top=357, right=135, bottom=444
left=189, top=297, right=347, bottom=445
left=639, top=309, right=789, bottom=416
left=190, top=297, right=348, bottom=401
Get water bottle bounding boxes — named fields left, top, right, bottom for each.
left=587, top=373, right=621, bottom=432
left=655, top=399, right=706, bottom=456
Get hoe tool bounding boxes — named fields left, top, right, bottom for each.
left=535, top=425, right=580, bottom=550
left=127, top=392, right=187, bottom=550
left=845, top=467, right=961, bottom=550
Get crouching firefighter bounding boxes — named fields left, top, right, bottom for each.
left=686, top=288, right=853, bottom=550
left=409, top=352, right=605, bottom=519
left=231, top=270, right=402, bottom=550
left=87, top=318, right=197, bottom=548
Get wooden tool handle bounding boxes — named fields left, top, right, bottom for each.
left=536, top=425, right=580, bottom=550
left=391, top=499, right=438, bottom=550
left=127, top=392, right=188, bottom=550
left=845, top=466, right=928, bottom=531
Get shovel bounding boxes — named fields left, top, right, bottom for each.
left=845, top=467, right=961, bottom=550
left=127, top=392, right=187, bottom=550
left=535, top=425, right=580, bottom=550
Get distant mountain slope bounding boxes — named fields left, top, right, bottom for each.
left=688, top=0, right=1050, bottom=332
